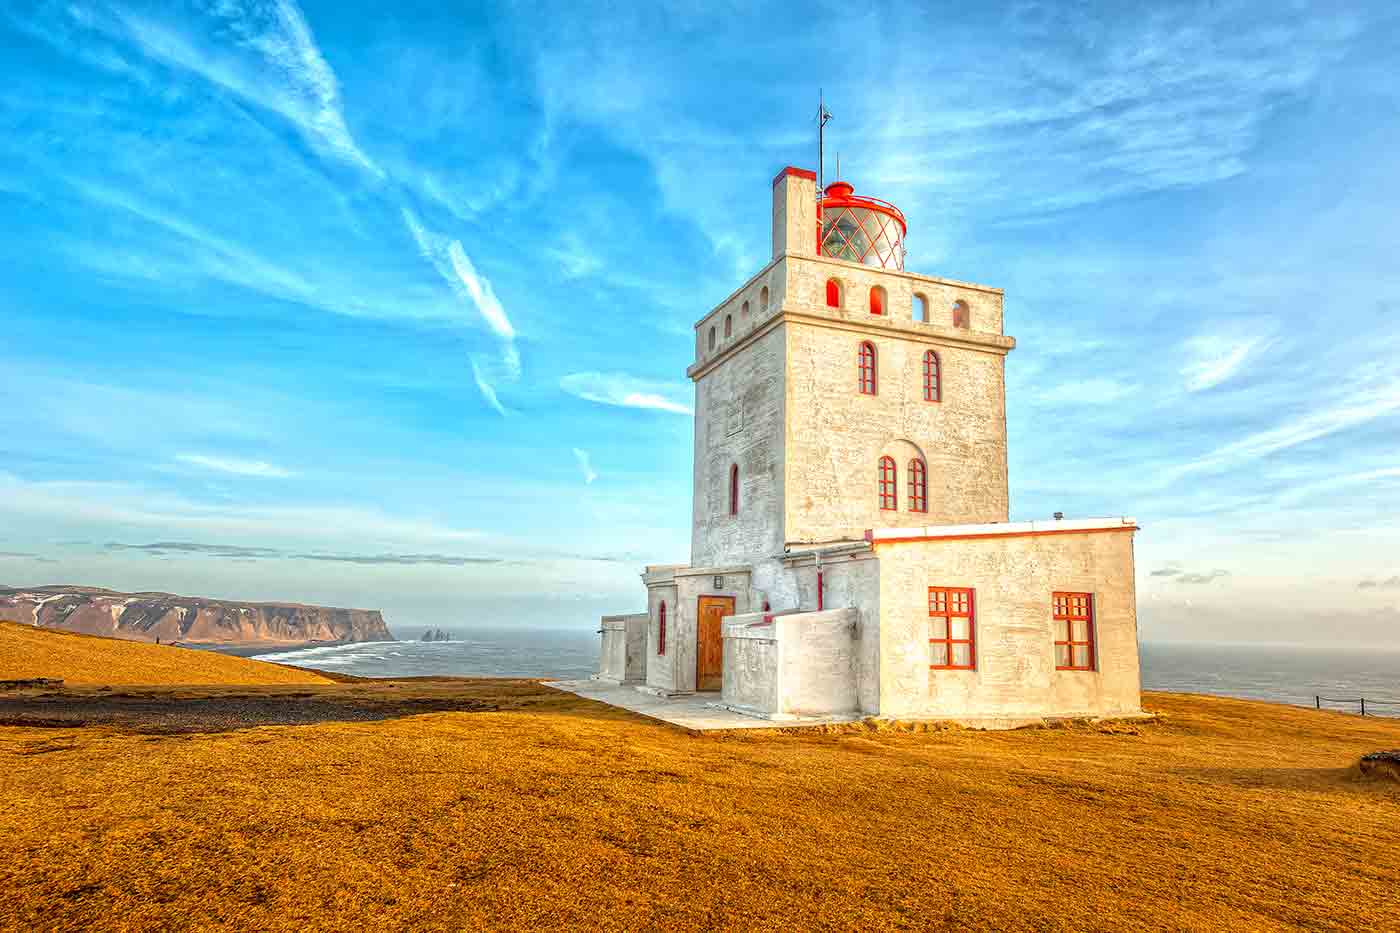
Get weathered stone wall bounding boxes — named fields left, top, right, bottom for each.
left=598, top=612, right=647, bottom=683
left=788, top=551, right=882, bottom=714
left=783, top=307, right=1011, bottom=543
left=875, top=530, right=1142, bottom=720
left=720, top=607, right=859, bottom=718
left=691, top=324, right=787, bottom=569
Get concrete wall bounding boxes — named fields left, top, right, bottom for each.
left=598, top=613, right=647, bottom=683
left=875, top=529, right=1142, bottom=720
left=721, top=607, right=859, bottom=718
left=691, top=324, right=786, bottom=569
left=783, top=305, right=1011, bottom=543
left=788, top=551, right=882, bottom=714
left=646, top=567, right=752, bottom=693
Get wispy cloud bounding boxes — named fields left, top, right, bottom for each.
left=402, top=208, right=520, bottom=375
left=109, top=1, right=382, bottom=177
left=176, top=454, right=293, bottom=478
left=1034, top=378, right=1139, bottom=406
left=1165, top=378, right=1400, bottom=484
left=1359, top=576, right=1400, bottom=591
left=560, top=372, right=693, bottom=415
left=470, top=357, right=510, bottom=418
left=572, top=448, right=597, bottom=484
left=1175, top=570, right=1230, bottom=585
left=105, top=540, right=500, bottom=565
left=1181, top=335, right=1269, bottom=392
left=1150, top=567, right=1182, bottom=577
left=107, top=541, right=282, bottom=559
left=1275, top=467, right=1400, bottom=508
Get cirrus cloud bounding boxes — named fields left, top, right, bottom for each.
left=559, top=372, right=693, bottom=415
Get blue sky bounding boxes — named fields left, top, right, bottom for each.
left=2, top=1, right=1398, bottom=643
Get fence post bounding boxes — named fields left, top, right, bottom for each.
left=1315, top=695, right=1320, bottom=710
left=1360, top=698, right=1366, bottom=716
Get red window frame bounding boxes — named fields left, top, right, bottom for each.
left=929, top=587, right=975, bottom=670
left=858, top=341, right=877, bottom=395
left=908, top=458, right=927, bottom=512
left=826, top=279, right=841, bottom=308
left=923, top=350, right=941, bottom=403
left=952, top=300, right=970, bottom=329
left=729, top=463, right=739, bottom=516
left=878, top=456, right=897, bottom=510
left=870, top=285, right=885, bottom=316
left=1053, top=592, right=1096, bottom=671
left=658, top=601, right=667, bottom=655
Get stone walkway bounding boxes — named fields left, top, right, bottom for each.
left=543, top=679, right=861, bottom=732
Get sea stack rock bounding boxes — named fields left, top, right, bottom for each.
left=420, top=627, right=451, bottom=642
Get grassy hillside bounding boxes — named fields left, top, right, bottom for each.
left=1, top=684, right=1398, bottom=930
left=0, top=619, right=331, bottom=686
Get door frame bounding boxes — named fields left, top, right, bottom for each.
left=695, top=594, right=735, bottom=692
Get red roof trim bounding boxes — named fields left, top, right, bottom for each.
left=773, top=166, right=817, bottom=186
left=866, top=526, right=1139, bottom=546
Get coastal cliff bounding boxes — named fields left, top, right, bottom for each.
left=0, top=585, right=394, bottom=646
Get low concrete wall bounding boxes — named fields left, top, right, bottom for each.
left=721, top=608, right=859, bottom=719
left=597, top=613, right=648, bottom=684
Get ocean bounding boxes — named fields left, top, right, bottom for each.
left=253, top=631, right=1400, bottom=717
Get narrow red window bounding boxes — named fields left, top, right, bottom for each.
left=858, top=341, right=877, bottom=395
left=908, top=458, right=927, bottom=512
left=870, top=285, right=885, bottom=316
left=658, top=601, right=667, bottom=655
left=826, top=279, right=841, bottom=308
left=1053, top=592, right=1095, bottom=671
left=929, top=587, right=975, bottom=669
left=878, top=456, right=897, bottom=510
left=923, top=350, right=941, bottom=402
left=729, top=463, right=739, bottom=516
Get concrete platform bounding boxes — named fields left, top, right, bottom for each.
left=543, top=679, right=861, bottom=731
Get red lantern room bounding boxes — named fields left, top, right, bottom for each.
left=818, top=180, right=907, bottom=271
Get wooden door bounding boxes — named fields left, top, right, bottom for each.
left=695, top=595, right=734, bottom=692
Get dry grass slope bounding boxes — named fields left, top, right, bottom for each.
left=0, top=619, right=331, bottom=686
left=2, top=676, right=1400, bottom=931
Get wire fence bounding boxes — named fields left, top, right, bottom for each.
left=1314, top=695, right=1400, bottom=717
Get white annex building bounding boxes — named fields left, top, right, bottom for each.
left=596, top=166, right=1143, bottom=725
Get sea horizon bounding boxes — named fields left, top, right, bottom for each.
left=246, top=629, right=1400, bottom=717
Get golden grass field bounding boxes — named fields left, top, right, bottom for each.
left=0, top=619, right=331, bottom=686
left=2, top=626, right=1399, bottom=931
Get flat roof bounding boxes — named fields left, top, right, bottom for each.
left=866, top=517, right=1138, bottom=545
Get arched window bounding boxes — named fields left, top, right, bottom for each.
left=913, top=293, right=928, bottom=322
left=741, top=300, right=750, bottom=316
left=724, top=314, right=733, bottom=338
left=729, top=463, right=739, bottom=516
left=826, top=279, right=842, bottom=308
left=760, top=285, right=769, bottom=311
left=923, top=350, right=941, bottom=402
left=858, top=341, right=877, bottom=395
left=878, top=456, right=898, bottom=510
left=870, top=285, right=886, bottom=316
left=708, top=326, right=716, bottom=350
left=658, top=601, right=667, bottom=655
left=908, top=458, right=927, bottom=512
left=952, top=300, right=970, bottom=329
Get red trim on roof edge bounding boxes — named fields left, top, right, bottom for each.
left=867, top=526, right=1139, bottom=546
left=773, top=166, right=817, bottom=186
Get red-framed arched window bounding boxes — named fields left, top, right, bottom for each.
left=923, top=350, right=941, bottom=402
left=826, top=279, right=841, bottom=308
left=729, top=463, right=739, bottom=516
left=878, top=456, right=897, bottom=510
left=952, top=300, right=970, bottom=329
left=870, top=285, right=886, bottom=316
left=908, top=458, right=927, bottom=512
left=658, top=601, right=667, bottom=655
left=858, top=341, right=877, bottom=395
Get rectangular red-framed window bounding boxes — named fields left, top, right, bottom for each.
left=1052, top=591, right=1095, bottom=670
left=929, top=586, right=975, bottom=670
